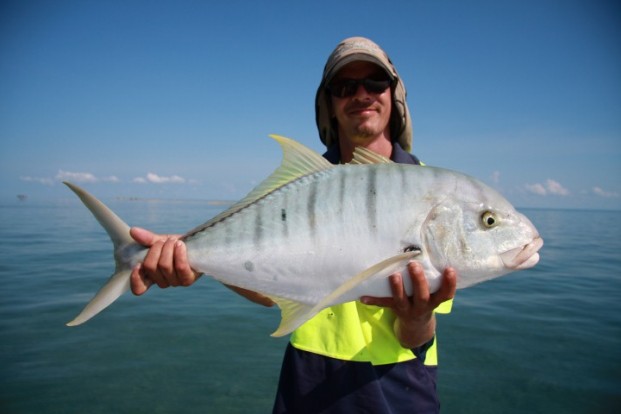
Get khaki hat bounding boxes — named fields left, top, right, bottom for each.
left=315, top=37, right=412, bottom=152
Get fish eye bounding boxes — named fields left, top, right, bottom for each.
left=481, top=211, right=498, bottom=228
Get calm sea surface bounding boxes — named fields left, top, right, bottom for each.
left=1, top=200, right=620, bottom=413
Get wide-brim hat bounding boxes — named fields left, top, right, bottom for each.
left=315, top=37, right=412, bottom=152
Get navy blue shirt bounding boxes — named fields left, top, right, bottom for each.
left=272, top=143, right=440, bottom=414
left=322, top=142, right=421, bottom=166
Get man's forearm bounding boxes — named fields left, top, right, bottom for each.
left=225, top=284, right=275, bottom=307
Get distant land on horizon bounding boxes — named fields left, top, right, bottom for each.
left=6, top=194, right=620, bottom=213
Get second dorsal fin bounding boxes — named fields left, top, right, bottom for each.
left=350, top=146, right=393, bottom=165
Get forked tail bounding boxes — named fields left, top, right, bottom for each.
left=64, top=182, right=145, bottom=326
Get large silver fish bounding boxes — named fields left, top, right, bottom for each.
left=65, top=135, right=543, bottom=335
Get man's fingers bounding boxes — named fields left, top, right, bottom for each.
left=360, top=295, right=394, bottom=307
left=158, top=238, right=178, bottom=285
left=174, top=241, right=199, bottom=286
left=362, top=264, right=457, bottom=316
left=430, top=267, right=457, bottom=308
left=360, top=274, right=403, bottom=308
left=406, top=261, right=430, bottom=305
left=130, top=227, right=161, bottom=246
left=130, top=227, right=179, bottom=246
left=388, top=273, right=410, bottom=311
left=141, top=240, right=168, bottom=288
left=128, top=228, right=196, bottom=291
left=130, top=264, right=153, bottom=296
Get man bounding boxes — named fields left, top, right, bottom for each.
left=130, top=37, right=456, bottom=413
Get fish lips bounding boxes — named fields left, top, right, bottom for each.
left=500, top=236, right=544, bottom=270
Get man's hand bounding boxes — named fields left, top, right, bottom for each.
left=129, top=227, right=201, bottom=296
left=361, top=262, right=457, bottom=348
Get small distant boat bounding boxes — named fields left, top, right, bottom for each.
left=17, top=194, right=27, bottom=201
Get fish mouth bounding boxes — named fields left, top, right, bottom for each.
left=500, top=236, right=544, bottom=270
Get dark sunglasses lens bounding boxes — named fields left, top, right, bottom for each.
left=329, top=80, right=357, bottom=98
left=328, top=78, right=391, bottom=98
left=363, top=79, right=391, bottom=94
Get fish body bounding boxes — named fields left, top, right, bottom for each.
left=65, top=135, right=542, bottom=335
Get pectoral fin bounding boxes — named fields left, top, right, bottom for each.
left=269, top=251, right=420, bottom=337
left=312, top=251, right=420, bottom=312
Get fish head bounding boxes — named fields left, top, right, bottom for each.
left=422, top=176, right=543, bottom=289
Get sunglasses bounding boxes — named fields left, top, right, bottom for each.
left=327, top=78, right=393, bottom=98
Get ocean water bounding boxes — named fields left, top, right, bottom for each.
left=1, top=200, right=620, bottom=413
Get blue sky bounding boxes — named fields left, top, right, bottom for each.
left=1, top=0, right=620, bottom=210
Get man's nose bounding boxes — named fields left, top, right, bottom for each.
left=352, top=84, right=372, bottom=100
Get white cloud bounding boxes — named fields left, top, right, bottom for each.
left=21, top=170, right=190, bottom=186
left=56, top=170, right=98, bottom=183
left=148, top=173, right=184, bottom=184
left=593, top=186, right=619, bottom=198
left=133, top=173, right=186, bottom=184
left=546, top=179, right=570, bottom=196
left=20, top=176, right=54, bottom=186
left=525, top=183, right=547, bottom=195
left=20, top=170, right=121, bottom=185
left=525, top=179, right=570, bottom=196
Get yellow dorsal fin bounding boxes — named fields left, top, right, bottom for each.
left=350, top=146, right=393, bottom=165
left=247, top=134, right=334, bottom=200
left=185, top=135, right=333, bottom=237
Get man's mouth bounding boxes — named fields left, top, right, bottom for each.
left=347, top=105, right=376, bottom=116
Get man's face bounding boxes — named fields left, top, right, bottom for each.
left=330, top=61, right=392, bottom=146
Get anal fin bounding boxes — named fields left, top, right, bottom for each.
left=269, top=296, right=316, bottom=337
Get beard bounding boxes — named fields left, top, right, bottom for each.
left=342, top=102, right=389, bottom=141
left=344, top=116, right=387, bottom=143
